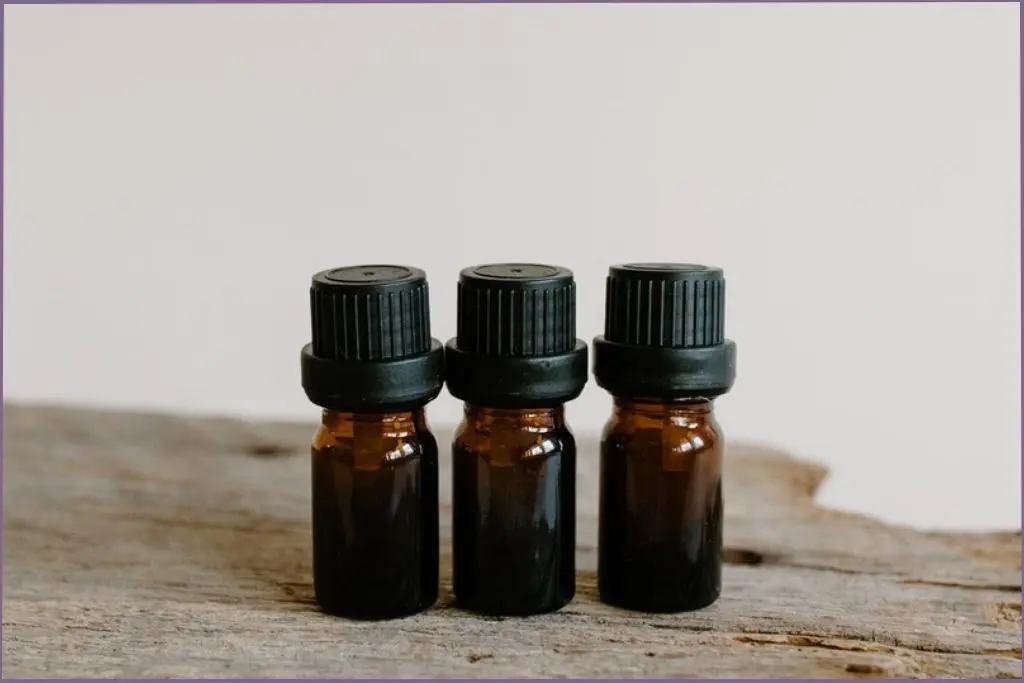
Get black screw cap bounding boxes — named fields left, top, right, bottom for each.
left=594, top=263, right=737, bottom=400
left=301, top=265, right=444, bottom=412
left=310, top=265, right=432, bottom=361
left=446, top=263, right=588, bottom=408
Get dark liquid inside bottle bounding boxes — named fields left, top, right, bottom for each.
left=311, top=412, right=439, bottom=620
left=598, top=401, right=723, bottom=613
left=452, top=410, right=576, bottom=616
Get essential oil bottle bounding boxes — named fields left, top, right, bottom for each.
left=300, top=265, right=444, bottom=619
left=593, top=263, right=737, bottom=613
left=444, top=264, right=588, bottom=616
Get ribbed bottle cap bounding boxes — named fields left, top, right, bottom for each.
left=446, top=263, right=588, bottom=408
left=456, top=263, right=576, bottom=357
left=310, top=265, right=431, bottom=361
left=594, top=263, right=736, bottom=400
left=604, top=263, right=725, bottom=348
left=301, top=264, right=443, bottom=412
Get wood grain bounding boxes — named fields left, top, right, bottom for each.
left=3, top=404, right=1020, bottom=678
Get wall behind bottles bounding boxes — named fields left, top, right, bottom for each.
left=4, top=3, right=1019, bottom=530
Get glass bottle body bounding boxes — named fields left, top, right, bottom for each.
left=598, top=399, right=723, bottom=612
left=452, top=405, right=576, bottom=616
left=311, top=408, right=439, bottom=619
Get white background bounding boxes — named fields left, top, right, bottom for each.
left=4, top=4, right=1020, bottom=531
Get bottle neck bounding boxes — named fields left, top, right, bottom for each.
left=462, top=404, right=565, bottom=432
left=321, top=408, right=428, bottom=437
left=611, top=398, right=714, bottom=429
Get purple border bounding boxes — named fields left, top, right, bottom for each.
left=2, top=2, right=6, bottom=675
left=0, top=0, right=1020, bottom=2
left=0, top=1, right=1020, bottom=681
left=0, top=0, right=1020, bottom=4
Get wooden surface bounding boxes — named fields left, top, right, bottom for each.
left=2, top=404, right=1021, bottom=678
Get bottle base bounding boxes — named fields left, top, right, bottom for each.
left=598, top=586, right=720, bottom=614
left=454, top=594, right=573, bottom=617
left=316, top=594, right=438, bottom=621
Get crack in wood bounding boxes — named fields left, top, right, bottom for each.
left=734, top=634, right=1022, bottom=660
left=245, top=444, right=296, bottom=458
left=903, top=579, right=1022, bottom=593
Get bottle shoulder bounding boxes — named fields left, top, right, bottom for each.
left=602, top=408, right=722, bottom=461
left=313, top=422, right=436, bottom=468
left=453, top=417, right=575, bottom=465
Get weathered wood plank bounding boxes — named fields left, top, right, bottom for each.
left=2, top=404, right=1020, bottom=678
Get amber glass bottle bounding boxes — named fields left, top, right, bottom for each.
left=445, top=264, right=588, bottom=616
left=300, top=265, right=444, bottom=619
left=593, top=263, right=737, bottom=613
